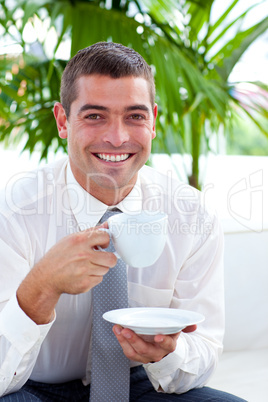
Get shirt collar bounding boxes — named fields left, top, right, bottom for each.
left=66, top=162, right=143, bottom=230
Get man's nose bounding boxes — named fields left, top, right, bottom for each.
left=103, top=120, right=130, bottom=147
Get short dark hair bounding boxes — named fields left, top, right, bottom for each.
left=60, top=42, right=155, bottom=118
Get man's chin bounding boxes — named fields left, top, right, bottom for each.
left=85, top=175, right=137, bottom=204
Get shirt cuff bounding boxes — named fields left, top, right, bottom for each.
left=0, top=294, right=54, bottom=354
left=143, top=336, right=186, bottom=392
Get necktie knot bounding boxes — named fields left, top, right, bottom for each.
left=99, top=207, right=122, bottom=224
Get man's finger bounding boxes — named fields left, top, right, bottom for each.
left=182, top=324, right=197, bottom=333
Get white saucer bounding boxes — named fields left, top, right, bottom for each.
left=103, top=307, right=205, bottom=335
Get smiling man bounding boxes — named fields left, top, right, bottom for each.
left=54, top=74, right=157, bottom=205
left=0, top=42, right=246, bottom=401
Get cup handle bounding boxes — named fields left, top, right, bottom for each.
left=95, top=228, right=121, bottom=259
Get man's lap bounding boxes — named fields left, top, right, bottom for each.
left=129, top=366, right=246, bottom=401
left=1, top=367, right=247, bottom=401
left=0, top=379, right=90, bottom=402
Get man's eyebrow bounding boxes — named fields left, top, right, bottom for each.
left=78, top=104, right=151, bottom=114
left=78, top=104, right=109, bottom=114
left=125, top=105, right=150, bottom=113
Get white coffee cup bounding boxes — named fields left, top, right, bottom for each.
left=100, top=211, right=168, bottom=268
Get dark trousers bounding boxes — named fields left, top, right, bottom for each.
left=1, top=366, right=247, bottom=401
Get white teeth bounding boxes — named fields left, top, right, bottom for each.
left=97, top=153, right=129, bottom=162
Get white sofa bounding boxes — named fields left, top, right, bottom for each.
left=207, top=229, right=268, bottom=402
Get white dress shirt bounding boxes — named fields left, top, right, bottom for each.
left=0, top=156, right=224, bottom=397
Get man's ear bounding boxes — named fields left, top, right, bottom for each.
left=152, top=103, right=158, bottom=140
left=53, top=102, right=68, bottom=139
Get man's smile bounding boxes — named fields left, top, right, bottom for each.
left=95, top=153, right=132, bottom=162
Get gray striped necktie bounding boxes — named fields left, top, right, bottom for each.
left=90, top=209, right=130, bottom=401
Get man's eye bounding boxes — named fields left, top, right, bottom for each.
left=86, top=114, right=100, bottom=120
left=130, top=114, right=144, bottom=120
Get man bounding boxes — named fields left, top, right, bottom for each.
left=0, top=42, right=245, bottom=401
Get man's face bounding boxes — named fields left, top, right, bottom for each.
left=54, top=74, right=157, bottom=204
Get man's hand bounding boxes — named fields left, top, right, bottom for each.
left=17, top=223, right=116, bottom=324
left=35, top=223, right=116, bottom=295
left=113, top=324, right=197, bottom=364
